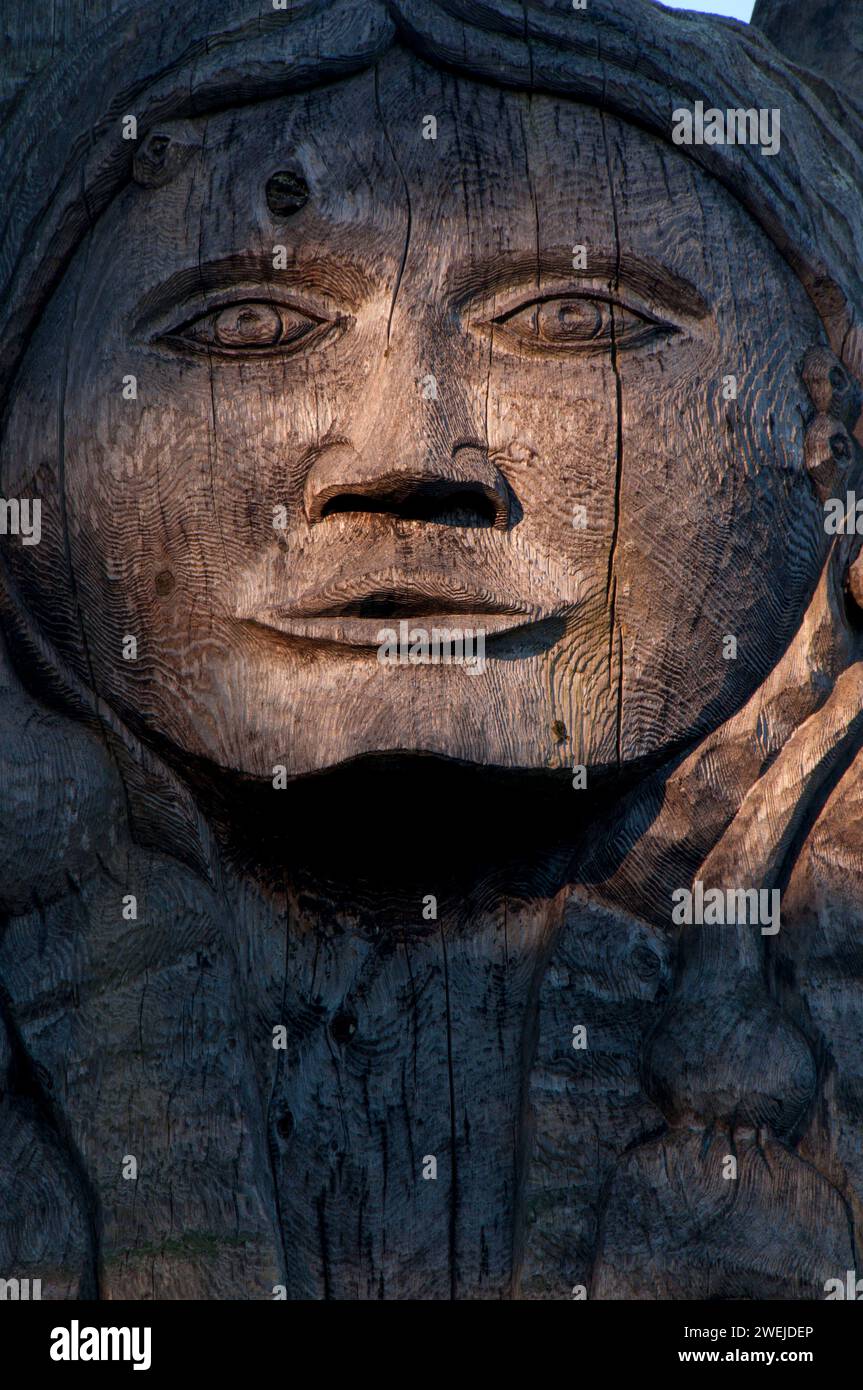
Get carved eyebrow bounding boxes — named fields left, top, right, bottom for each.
left=446, top=248, right=711, bottom=319
left=133, top=251, right=376, bottom=326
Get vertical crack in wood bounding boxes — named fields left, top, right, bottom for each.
left=265, top=886, right=292, bottom=1290
left=438, top=922, right=459, bottom=1299
left=519, top=1, right=535, bottom=92
left=600, top=111, right=625, bottom=767
left=316, top=1189, right=332, bottom=1300
left=374, top=64, right=412, bottom=349
left=196, top=117, right=232, bottom=578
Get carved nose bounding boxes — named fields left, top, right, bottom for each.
left=304, top=442, right=511, bottom=530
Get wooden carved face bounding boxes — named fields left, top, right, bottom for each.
left=3, top=48, right=827, bottom=781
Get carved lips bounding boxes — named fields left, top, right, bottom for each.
left=236, top=568, right=564, bottom=650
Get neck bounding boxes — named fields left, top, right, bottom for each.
left=171, top=752, right=649, bottom=922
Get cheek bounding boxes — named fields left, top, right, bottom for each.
left=617, top=329, right=823, bottom=613
left=612, top=337, right=827, bottom=754
left=63, top=360, right=372, bottom=632
left=486, top=354, right=620, bottom=579
left=65, top=378, right=223, bottom=636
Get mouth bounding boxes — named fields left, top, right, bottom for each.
left=236, top=570, right=559, bottom=649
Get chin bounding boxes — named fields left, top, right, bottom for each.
left=228, top=721, right=599, bottom=782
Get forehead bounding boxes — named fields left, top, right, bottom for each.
left=116, top=47, right=752, bottom=285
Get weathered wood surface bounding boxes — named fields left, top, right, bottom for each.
left=0, top=0, right=862, bottom=1301
left=752, top=0, right=863, bottom=106
left=0, top=0, right=135, bottom=123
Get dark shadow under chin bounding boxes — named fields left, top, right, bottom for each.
left=162, top=744, right=646, bottom=911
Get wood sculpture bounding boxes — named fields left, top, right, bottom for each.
left=0, top=0, right=862, bottom=1300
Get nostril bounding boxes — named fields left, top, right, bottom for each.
left=303, top=440, right=513, bottom=528
left=319, top=485, right=501, bottom=527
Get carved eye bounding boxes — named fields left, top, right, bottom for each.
left=491, top=295, right=670, bottom=355
left=162, top=300, right=328, bottom=355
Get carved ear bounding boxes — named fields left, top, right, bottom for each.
left=752, top=0, right=863, bottom=104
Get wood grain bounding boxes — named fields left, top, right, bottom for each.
left=0, top=0, right=861, bottom=1302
